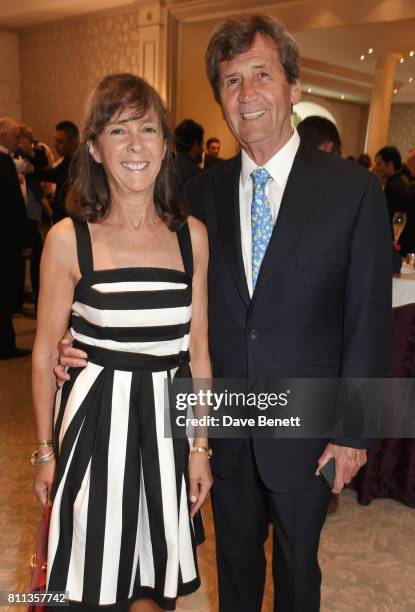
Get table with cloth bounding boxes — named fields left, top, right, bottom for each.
left=351, top=263, right=415, bottom=506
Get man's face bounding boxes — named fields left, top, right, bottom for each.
left=0, top=120, right=21, bottom=153
left=207, top=141, right=220, bottom=157
left=54, top=130, right=77, bottom=158
left=374, top=155, right=394, bottom=181
left=218, top=34, right=301, bottom=161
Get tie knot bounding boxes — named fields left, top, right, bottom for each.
left=251, top=167, right=272, bottom=190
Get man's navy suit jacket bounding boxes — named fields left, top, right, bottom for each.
left=184, top=143, right=392, bottom=492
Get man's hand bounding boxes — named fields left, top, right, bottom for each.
left=316, top=443, right=367, bottom=494
left=54, top=330, right=88, bottom=386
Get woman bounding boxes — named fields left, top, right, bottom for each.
left=32, top=73, right=212, bottom=612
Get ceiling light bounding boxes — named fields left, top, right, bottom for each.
left=410, top=51, right=414, bottom=57
left=409, top=77, right=414, bottom=83
left=368, top=48, right=373, bottom=54
left=307, top=88, right=312, bottom=93
left=360, top=55, right=365, bottom=61
left=393, top=88, right=398, bottom=94
left=400, top=58, right=405, bottom=64
left=341, top=95, right=345, bottom=100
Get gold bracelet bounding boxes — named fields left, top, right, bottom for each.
left=190, top=446, right=212, bottom=459
left=38, top=439, right=53, bottom=447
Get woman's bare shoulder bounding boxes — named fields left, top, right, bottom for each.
left=43, top=218, right=77, bottom=267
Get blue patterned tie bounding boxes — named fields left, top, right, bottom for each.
left=251, top=167, right=273, bottom=288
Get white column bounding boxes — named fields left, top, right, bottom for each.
left=139, top=3, right=163, bottom=92
left=365, top=53, right=399, bottom=158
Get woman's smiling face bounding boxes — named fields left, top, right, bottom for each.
left=89, top=106, right=166, bottom=199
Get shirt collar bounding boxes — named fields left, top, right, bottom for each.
left=240, top=128, right=300, bottom=188
left=0, top=144, right=9, bottom=155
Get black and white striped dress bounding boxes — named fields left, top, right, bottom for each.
left=47, top=219, right=203, bottom=610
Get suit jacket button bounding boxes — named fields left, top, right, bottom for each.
left=249, top=329, right=258, bottom=340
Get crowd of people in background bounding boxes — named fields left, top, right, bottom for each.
left=1, top=110, right=414, bottom=360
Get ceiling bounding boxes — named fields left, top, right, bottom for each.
left=0, top=0, right=414, bottom=104
left=294, top=19, right=415, bottom=103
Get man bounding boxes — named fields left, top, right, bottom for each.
left=15, top=126, right=49, bottom=306
left=374, top=146, right=412, bottom=256
left=204, top=136, right=224, bottom=168
left=374, top=146, right=409, bottom=219
left=173, top=119, right=204, bottom=193
left=33, top=120, right=79, bottom=222
left=297, top=115, right=341, bottom=155
left=0, top=117, right=30, bottom=358
left=58, top=15, right=392, bottom=612
left=184, top=15, right=391, bottom=611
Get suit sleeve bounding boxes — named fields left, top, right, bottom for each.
left=182, top=176, right=206, bottom=223
left=332, top=174, right=392, bottom=448
left=0, top=154, right=29, bottom=249
left=34, top=158, right=66, bottom=183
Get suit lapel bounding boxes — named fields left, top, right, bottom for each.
left=253, top=143, right=329, bottom=295
left=213, top=156, right=251, bottom=308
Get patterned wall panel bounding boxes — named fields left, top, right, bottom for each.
left=20, top=11, right=142, bottom=148
left=388, top=104, right=415, bottom=160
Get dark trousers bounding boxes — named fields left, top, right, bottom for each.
left=211, top=440, right=331, bottom=612
left=27, top=219, right=44, bottom=304
left=0, top=309, right=16, bottom=355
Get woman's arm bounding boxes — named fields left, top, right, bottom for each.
left=32, top=218, right=79, bottom=505
left=187, top=216, right=213, bottom=517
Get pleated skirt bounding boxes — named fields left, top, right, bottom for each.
left=47, top=361, right=203, bottom=610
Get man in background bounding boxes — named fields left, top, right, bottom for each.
left=33, top=120, right=79, bottom=222
left=0, top=117, right=30, bottom=359
left=374, top=147, right=414, bottom=255
left=297, top=115, right=341, bottom=155
left=204, top=136, right=224, bottom=168
left=173, top=119, right=204, bottom=193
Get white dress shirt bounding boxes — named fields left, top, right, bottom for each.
left=239, top=129, right=300, bottom=296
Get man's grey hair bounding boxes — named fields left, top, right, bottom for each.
left=205, top=15, right=300, bottom=103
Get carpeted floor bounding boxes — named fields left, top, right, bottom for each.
left=1, top=312, right=414, bottom=612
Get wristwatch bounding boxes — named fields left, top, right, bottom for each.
left=190, top=446, right=213, bottom=459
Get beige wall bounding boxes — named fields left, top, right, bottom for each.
left=388, top=104, right=415, bottom=161
left=19, top=11, right=142, bottom=149
left=0, top=32, right=21, bottom=120
left=177, top=21, right=238, bottom=159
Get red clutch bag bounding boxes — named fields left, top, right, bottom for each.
left=29, top=504, right=51, bottom=612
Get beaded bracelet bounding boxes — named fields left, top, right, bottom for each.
left=190, top=446, right=213, bottom=459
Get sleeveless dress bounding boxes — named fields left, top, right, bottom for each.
left=47, top=219, right=203, bottom=610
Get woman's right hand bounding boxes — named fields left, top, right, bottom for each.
left=32, top=460, right=56, bottom=507
left=54, top=330, right=88, bottom=386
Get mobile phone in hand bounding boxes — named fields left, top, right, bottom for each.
left=320, top=457, right=336, bottom=489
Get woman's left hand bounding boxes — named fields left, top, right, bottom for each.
left=188, top=453, right=213, bottom=518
